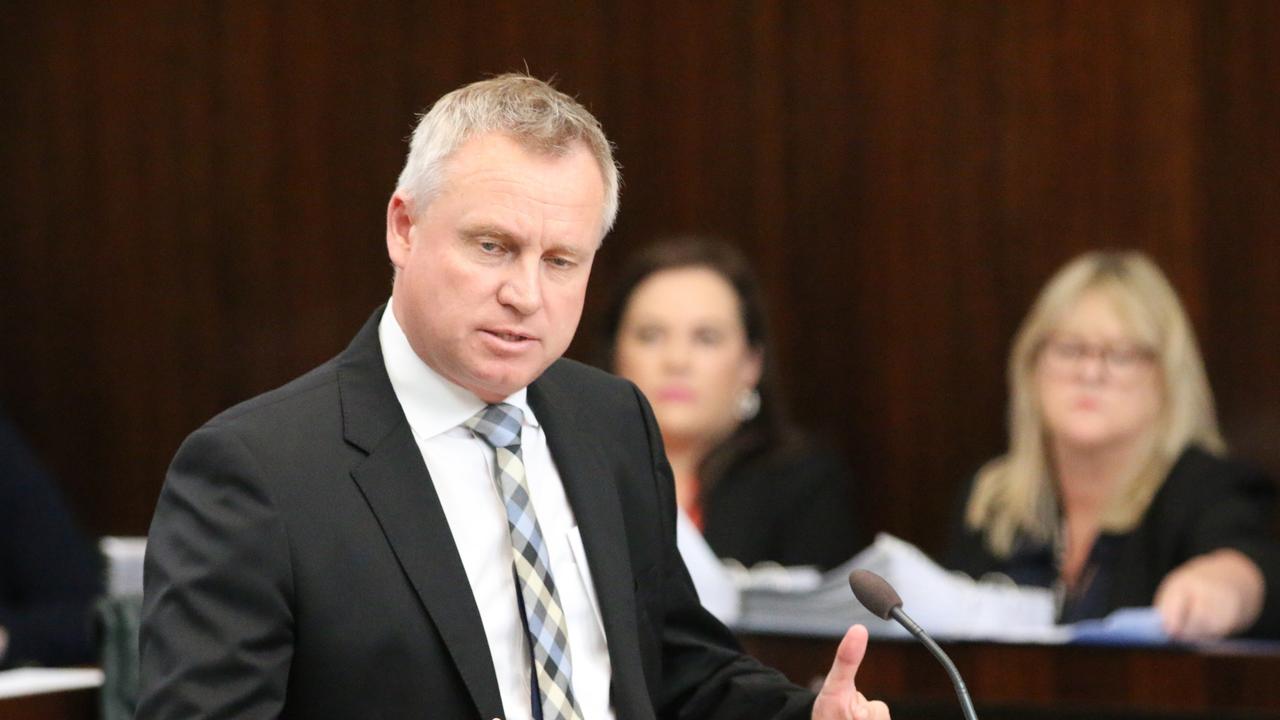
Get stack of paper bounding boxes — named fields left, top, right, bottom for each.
left=734, top=533, right=1060, bottom=642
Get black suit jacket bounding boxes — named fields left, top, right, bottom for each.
left=138, top=307, right=813, bottom=719
left=946, top=446, right=1280, bottom=638
left=702, top=445, right=859, bottom=571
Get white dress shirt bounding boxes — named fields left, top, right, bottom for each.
left=379, top=305, right=614, bottom=720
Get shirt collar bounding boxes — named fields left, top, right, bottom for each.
left=379, top=302, right=538, bottom=440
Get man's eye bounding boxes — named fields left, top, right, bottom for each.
left=546, top=256, right=575, bottom=269
left=479, top=241, right=503, bottom=254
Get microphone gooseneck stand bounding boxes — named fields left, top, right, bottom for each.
left=847, top=569, right=979, bottom=720
left=886, top=605, right=978, bottom=720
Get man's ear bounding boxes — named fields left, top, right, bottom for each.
left=386, top=191, right=415, bottom=269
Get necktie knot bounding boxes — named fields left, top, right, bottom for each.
left=465, top=403, right=524, bottom=450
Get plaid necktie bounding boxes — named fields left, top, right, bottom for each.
left=466, top=403, right=583, bottom=720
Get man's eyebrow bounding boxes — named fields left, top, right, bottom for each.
left=460, top=223, right=519, bottom=242
left=545, top=241, right=592, bottom=261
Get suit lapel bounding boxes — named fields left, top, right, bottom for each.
left=530, top=375, right=654, bottom=720
left=338, top=308, right=504, bottom=719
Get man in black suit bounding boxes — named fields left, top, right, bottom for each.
left=138, top=74, right=888, bottom=719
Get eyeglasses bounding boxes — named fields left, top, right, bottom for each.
left=1039, top=337, right=1156, bottom=380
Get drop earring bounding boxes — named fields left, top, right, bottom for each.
left=735, top=388, right=761, bottom=422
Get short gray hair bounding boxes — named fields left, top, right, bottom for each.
left=395, top=73, right=620, bottom=233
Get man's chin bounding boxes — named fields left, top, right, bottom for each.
left=463, top=365, right=545, bottom=403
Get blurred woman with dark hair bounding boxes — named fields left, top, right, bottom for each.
left=602, top=237, right=858, bottom=571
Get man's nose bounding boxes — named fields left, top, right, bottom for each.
left=497, top=261, right=543, bottom=315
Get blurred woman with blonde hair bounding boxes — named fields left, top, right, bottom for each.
left=947, top=250, right=1280, bottom=639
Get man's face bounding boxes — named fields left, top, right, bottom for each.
left=387, top=132, right=606, bottom=403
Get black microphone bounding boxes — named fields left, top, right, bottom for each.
left=848, top=569, right=979, bottom=720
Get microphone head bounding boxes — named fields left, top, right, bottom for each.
left=848, top=569, right=903, bottom=620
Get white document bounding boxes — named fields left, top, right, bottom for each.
left=735, top=533, right=1061, bottom=642
left=675, top=508, right=741, bottom=624
left=856, top=533, right=1059, bottom=641
left=732, top=533, right=1180, bottom=648
left=724, top=561, right=822, bottom=594
left=0, top=667, right=104, bottom=699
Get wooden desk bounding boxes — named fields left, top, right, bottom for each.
left=0, top=687, right=97, bottom=720
left=2, top=639, right=1275, bottom=719
left=741, top=632, right=1280, bottom=719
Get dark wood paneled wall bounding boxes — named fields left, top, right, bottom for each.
left=2, top=2, right=1277, bottom=555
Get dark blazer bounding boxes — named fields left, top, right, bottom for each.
left=702, top=446, right=859, bottom=571
left=0, top=409, right=102, bottom=668
left=138, top=308, right=813, bottom=719
left=946, top=446, right=1280, bottom=638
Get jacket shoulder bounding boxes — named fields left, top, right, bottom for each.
left=539, top=357, right=641, bottom=406
left=198, top=357, right=344, bottom=441
left=1161, top=445, right=1272, bottom=499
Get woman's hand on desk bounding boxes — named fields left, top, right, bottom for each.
left=1155, top=548, right=1265, bottom=639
